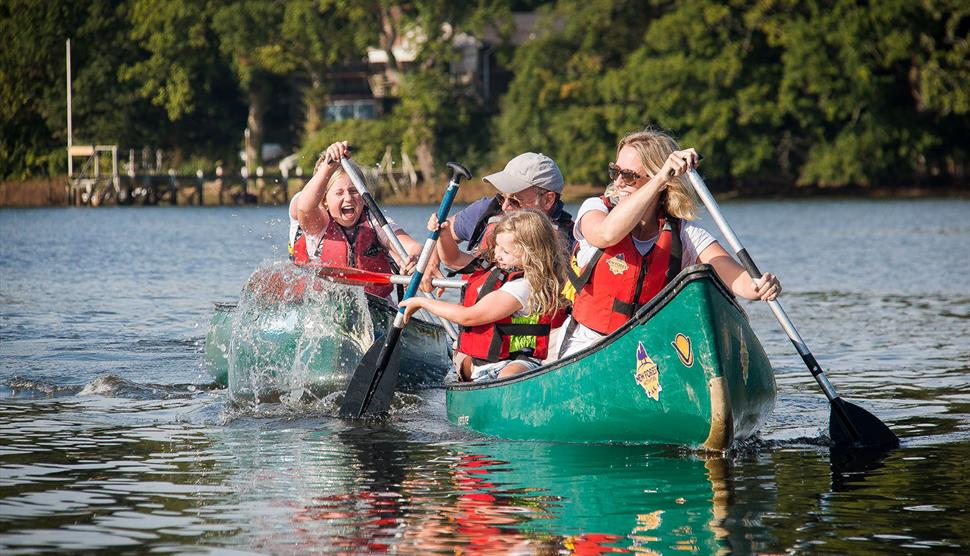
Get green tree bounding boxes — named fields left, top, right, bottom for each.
left=0, top=0, right=79, bottom=178
left=211, top=0, right=295, bottom=169
left=494, top=0, right=656, bottom=185
left=122, top=0, right=245, bottom=165
left=281, top=0, right=373, bottom=137
left=376, top=0, right=512, bottom=182
left=0, top=0, right=169, bottom=178
left=615, top=0, right=786, bottom=186
left=768, top=0, right=968, bottom=186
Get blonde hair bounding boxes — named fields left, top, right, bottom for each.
left=489, top=209, right=569, bottom=316
left=606, top=128, right=700, bottom=220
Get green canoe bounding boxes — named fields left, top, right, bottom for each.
left=446, top=265, right=776, bottom=450
left=204, top=264, right=453, bottom=404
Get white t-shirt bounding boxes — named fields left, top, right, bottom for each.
left=572, top=197, right=716, bottom=268
left=496, top=276, right=531, bottom=317
left=556, top=197, right=719, bottom=358
left=288, top=191, right=403, bottom=258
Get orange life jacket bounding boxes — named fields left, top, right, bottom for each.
left=570, top=198, right=682, bottom=335
left=290, top=212, right=394, bottom=298
left=456, top=267, right=567, bottom=364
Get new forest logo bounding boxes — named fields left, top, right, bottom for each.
left=635, top=341, right=661, bottom=401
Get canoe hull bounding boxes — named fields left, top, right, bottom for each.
left=445, top=265, right=776, bottom=449
left=205, top=291, right=452, bottom=403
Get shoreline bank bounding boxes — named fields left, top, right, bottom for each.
left=1, top=176, right=966, bottom=208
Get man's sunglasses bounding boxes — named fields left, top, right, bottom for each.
left=608, top=162, right=643, bottom=185
left=497, top=187, right=553, bottom=209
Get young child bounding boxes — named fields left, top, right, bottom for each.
left=289, top=140, right=422, bottom=298
left=400, top=209, right=570, bottom=382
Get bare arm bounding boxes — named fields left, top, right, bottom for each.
left=698, top=242, right=782, bottom=301
left=581, top=149, right=698, bottom=248
left=431, top=215, right=476, bottom=270
left=400, top=290, right=521, bottom=326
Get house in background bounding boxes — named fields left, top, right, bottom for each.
left=322, top=12, right=544, bottom=122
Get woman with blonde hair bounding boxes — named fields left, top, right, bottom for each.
left=401, top=209, right=569, bottom=381
left=288, top=141, right=422, bottom=299
left=557, top=128, right=782, bottom=357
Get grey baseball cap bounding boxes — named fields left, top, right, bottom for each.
left=483, top=152, right=564, bottom=194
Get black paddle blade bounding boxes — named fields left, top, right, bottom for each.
left=339, top=327, right=403, bottom=419
left=829, top=397, right=900, bottom=450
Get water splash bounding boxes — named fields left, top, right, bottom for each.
left=226, top=262, right=375, bottom=413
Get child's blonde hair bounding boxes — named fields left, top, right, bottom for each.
left=489, top=209, right=569, bottom=316
left=605, top=128, right=700, bottom=220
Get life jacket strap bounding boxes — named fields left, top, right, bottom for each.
left=494, top=322, right=552, bottom=337
left=567, top=248, right=603, bottom=291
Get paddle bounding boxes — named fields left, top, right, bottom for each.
left=685, top=169, right=899, bottom=450
left=313, top=264, right=466, bottom=289
left=339, top=157, right=460, bottom=340
left=340, top=162, right=471, bottom=418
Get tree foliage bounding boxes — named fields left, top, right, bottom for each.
left=497, top=0, right=968, bottom=188
left=1, top=0, right=965, bottom=189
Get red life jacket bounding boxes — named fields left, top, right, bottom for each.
left=456, top=267, right=567, bottom=364
left=291, top=212, right=395, bottom=298
left=570, top=198, right=682, bottom=335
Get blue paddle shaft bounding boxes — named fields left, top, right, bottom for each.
left=393, top=180, right=461, bottom=326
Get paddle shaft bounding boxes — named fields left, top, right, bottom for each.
left=340, top=158, right=459, bottom=340
left=387, top=275, right=464, bottom=289
left=315, top=265, right=465, bottom=289
left=685, top=170, right=862, bottom=433
left=346, top=172, right=464, bottom=417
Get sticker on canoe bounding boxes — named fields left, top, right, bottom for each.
left=606, top=254, right=629, bottom=275
left=635, top=341, right=662, bottom=401
left=672, top=333, right=694, bottom=367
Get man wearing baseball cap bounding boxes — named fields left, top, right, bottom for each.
left=417, top=152, right=575, bottom=294
left=450, top=152, right=575, bottom=254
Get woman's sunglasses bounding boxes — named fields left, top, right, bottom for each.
left=608, top=162, right=643, bottom=185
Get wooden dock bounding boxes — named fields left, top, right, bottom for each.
left=68, top=169, right=298, bottom=207
left=66, top=146, right=420, bottom=207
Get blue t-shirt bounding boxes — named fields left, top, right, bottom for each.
left=451, top=197, right=494, bottom=243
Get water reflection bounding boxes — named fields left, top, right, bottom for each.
left=3, top=395, right=969, bottom=553
left=215, top=424, right=747, bottom=554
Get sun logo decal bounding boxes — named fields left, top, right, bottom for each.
left=672, top=333, right=694, bottom=367
left=606, top=254, right=629, bottom=275
left=635, top=341, right=661, bottom=401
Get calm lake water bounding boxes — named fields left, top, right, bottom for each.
left=1, top=198, right=968, bottom=554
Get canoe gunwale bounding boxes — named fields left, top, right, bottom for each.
left=447, top=264, right=742, bottom=392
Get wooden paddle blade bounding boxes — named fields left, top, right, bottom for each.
left=339, top=327, right=403, bottom=418
left=829, top=397, right=900, bottom=450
